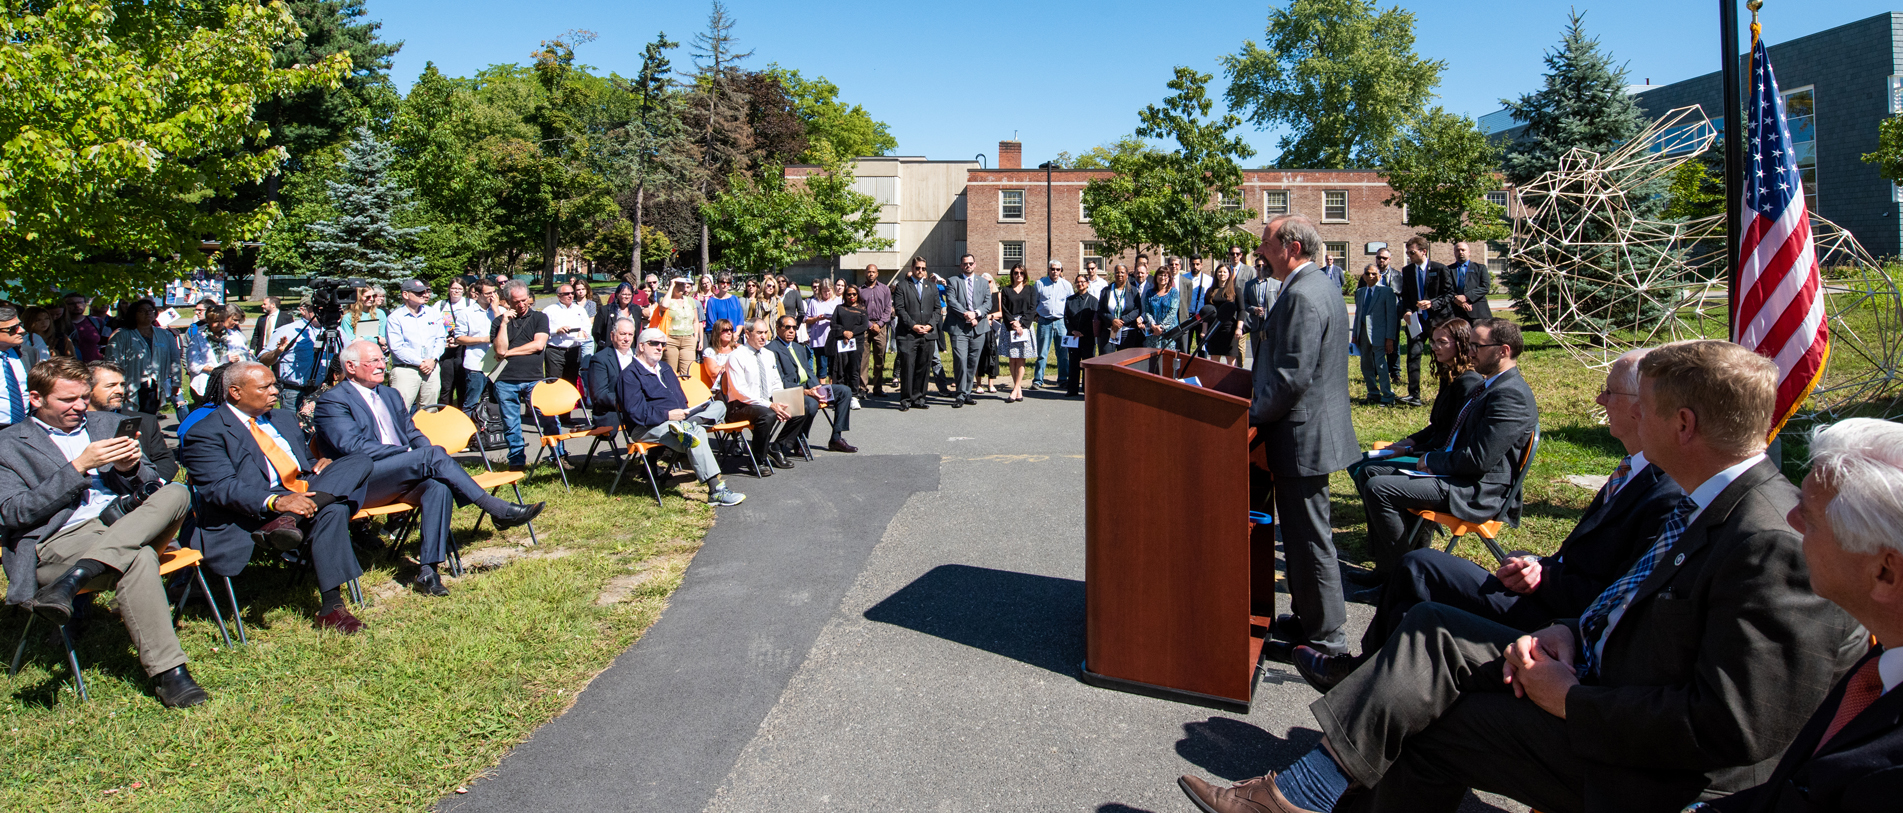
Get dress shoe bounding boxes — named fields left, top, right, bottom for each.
left=1293, top=646, right=1364, bottom=694
left=1262, top=638, right=1299, bottom=664
left=952, top=397, right=963, bottom=408
left=1270, top=613, right=1305, bottom=642
left=767, top=449, right=795, bottom=469
left=491, top=501, right=545, bottom=530
left=964, top=394, right=978, bottom=405
left=1178, top=772, right=1316, bottom=813
left=897, top=401, right=910, bottom=412
left=1345, top=583, right=1385, bottom=605
left=152, top=665, right=211, bottom=709
left=414, top=568, right=450, bottom=597
left=826, top=438, right=858, bottom=454
left=314, top=607, right=365, bottom=634
left=252, top=514, right=303, bottom=551
left=26, top=561, right=103, bottom=626
left=1342, top=567, right=1386, bottom=588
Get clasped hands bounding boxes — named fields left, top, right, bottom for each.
left=1502, top=624, right=1579, bottom=719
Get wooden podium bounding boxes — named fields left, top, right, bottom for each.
left=1078, top=347, right=1277, bottom=711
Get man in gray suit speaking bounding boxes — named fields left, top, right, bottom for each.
left=1251, top=214, right=1360, bottom=662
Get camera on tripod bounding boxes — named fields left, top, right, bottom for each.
left=306, top=277, right=368, bottom=329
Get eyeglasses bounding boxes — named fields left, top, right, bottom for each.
left=558, top=291, right=574, bottom=296
left=0, top=325, right=21, bottom=335
left=1474, top=342, right=1509, bottom=349
left=642, top=340, right=666, bottom=347
left=1598, top=388, right=1637, bottom=398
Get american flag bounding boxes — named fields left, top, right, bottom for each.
left=1734, top=31, right=1827, bottom=439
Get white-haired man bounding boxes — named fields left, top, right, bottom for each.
left=1694, top=417, right=1903, bottom=811
left=617, top=327, right=744, bottom=505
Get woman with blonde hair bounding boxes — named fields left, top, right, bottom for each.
left=749, top=277, right=784, bottom=325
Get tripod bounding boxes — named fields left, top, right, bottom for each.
left=284, top=319, right=348, bottom=408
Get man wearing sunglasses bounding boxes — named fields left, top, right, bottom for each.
left=618, top=327, right=744, bottom=505
left=0, top=306, right=33, bottom=429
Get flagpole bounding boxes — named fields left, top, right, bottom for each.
left=1721, top=0, right=1746, bottom=340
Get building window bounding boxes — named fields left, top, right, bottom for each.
left=1485, top=191, right=1510, bottom=223
left=1323, top=190, right=1348, bottom=222
left=1082, top=241, right=1104, bottom=270
left=1262, top=189, right=1289, bottom=215
left=1080, top=196, right=1091, bottom=223
left=1220, top=191, right=1242, bottom=211
left=1324, top=242, right=1349, bottom=268
left=1001, top=189, right=1025, bottom=221
left=1782, top=86, right=1817, bottom=214
left=1001, top=241, right=1025, bottom=270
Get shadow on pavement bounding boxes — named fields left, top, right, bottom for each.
left=863, top=563, right=1084, bottom=676
left=1095, top=804, right=1160, bottom=813
left=1176, top=717, right=1321, bottom=781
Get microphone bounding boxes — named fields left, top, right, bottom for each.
left=1158, top=304, right=1218, bottom=344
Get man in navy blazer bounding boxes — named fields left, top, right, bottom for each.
left=1698, top=416, right=1903, bottom=813
left=616, top=328, right=744, bottom=506
left=312, top=341, right=543, bottom=596
left=180, top=362, right=375, bottom=633
left=767, top=315, right=856, bottom=454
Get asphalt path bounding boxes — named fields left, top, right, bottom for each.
left=442, top=376, right=1527, bottom=813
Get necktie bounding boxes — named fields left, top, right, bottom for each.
left=364, top=388, right=400, bottom=446
left=755, top=349, right=772, bottom=397
left=1455, top=262, right=1466, bottom=289
left=1817, top=656, right=1886, bottom=753
left=1442, top=386, right=1489, bottom=451
left=247, top=418, right=308, bottom=492
left=1605, top=455, right=1634, bottom=498
left=967, top=274, right=978, bottom=308
left=794, top=347, right=808, bottom=385
left=2, top=349, right=20, bottom=424
left=1416, top=266, right=1426, bottom=299
left=1578, top=495, right=1699, bottom=676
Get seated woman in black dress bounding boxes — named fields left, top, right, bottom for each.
left=1348, top=318, right=1482, bottom=487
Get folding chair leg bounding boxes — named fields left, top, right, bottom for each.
left=510, top=483, right=540, bottom=546
left=10, top=613, right=33, bottom=676
left=348, top=578, right=363, bottom=606
left=610, top=452, right=633, bottom=496
left=579, top=434, right=609, bottom=474
left=222, top=577, right=248, bottom=646
left=1478, top=535, right=1511, bottom=567
left=552, top=443, right=572, bottom=491
left=1442, top=529, right=1460, bottom=554
left=60, top=623, right=87, bottom=701
left=172, top=572, right=197, bottom=627
left=641, top=453, right=664, bottom=508
left=193, top=568, right=232, bottom=648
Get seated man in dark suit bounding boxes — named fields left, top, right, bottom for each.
left=1299, top=349, right=1683, bottom=690
left=312, top=341, right=543, bottom=597
left=1354, top=318, right=1540, bottom=580
left=0, top=358, right=201, bottom=706
left=1697, top=417, right=1903, bottom=813
left=766, top=315, right=855, bottom=455
left=1179, top=340, right=1866, bottom=813
left=618, top=327, right=745, bottom=506
left=180, top=362, right=376, bottom=633
left=84, top=360, right=178, bottom=481
left=586, top=317, right=639, bottom=434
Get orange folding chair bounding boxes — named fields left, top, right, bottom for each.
left=680, top=374, right=764, bottom=478
left=1401, top=426, right=1542, bottom=566
left=413, top=404, right=539, bottom=554
left=528, top=378, right=598, bottom=491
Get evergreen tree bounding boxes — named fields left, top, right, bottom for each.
left=684, top=1, right=756, bottom=274
left=257, top=0, right=401, bottom=199
left=607, top=33, right=701, bottom=277
left=1499, top=10, right=1670, bottom=336
left=307, top=126, right=426, bottom=282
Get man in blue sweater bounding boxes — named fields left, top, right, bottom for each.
left=617, top=328, right=744, bottom=506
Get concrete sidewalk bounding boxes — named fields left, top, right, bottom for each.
left=443, top=384, right=1524, bottom=813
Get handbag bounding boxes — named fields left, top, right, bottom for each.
left=472, top=395, right=509, bottom=452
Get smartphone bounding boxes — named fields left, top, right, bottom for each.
left=114, top=417, right=142, bottom=439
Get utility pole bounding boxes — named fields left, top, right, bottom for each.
left=1038, top=161, right=1055, bottom=269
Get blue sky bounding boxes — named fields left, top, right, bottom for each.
left=376, top=0, right=1893, bottom=166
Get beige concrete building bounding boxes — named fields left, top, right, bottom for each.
left=785, top=156, right=978, bottom=284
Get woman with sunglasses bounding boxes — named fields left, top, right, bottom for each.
left=700, top=318, right=741, bottom=389
left=999, top=264, right=1036, bottom=402
left=656, top=278, right=702, bottom=378
left=107, top=298, right=181, bottom=415
left=831, top=284, right=868, bottom=406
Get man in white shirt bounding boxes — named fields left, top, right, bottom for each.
left=0, top=357, right=201, bottom=706
left=450, top=278, right=497, bottom=412
left=1032, top=261, right=1074, bottom=387
left=385, top=278, right=446, bottom=411
left=1083, top=260, right=1109, bottom=297
left=721, top=318, right=794, bottom=475
left=268, top=303, right=319, bottom=409
left=542, top=283, right=593, bottom=385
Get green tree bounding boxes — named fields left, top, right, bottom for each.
left=0, top=0, right=348, bottom=298
left=1378, top=107, right=1508, bottom=243
left=606, top=33, right=701, bottom=277
left=255, top=0, right=401, bottom=200
left=797, top=142, right=893, bottom=277
left=684, top=1, right=756, bottom=274
left=766, top=65, right=897, bottom=160
left=306, top=126, right=425, bottom=282
left=387, top=63, right=507, bottom=282
left=1222, top=0, right=1443, bottom=168
left=518, top=30, right=619, bottom=287
left=1661, top=157, right=1723, bottom=221
left=1055, top=135, right=1158, bottom=170
left=1080, top=68, right=1258, bottom=259
left=702, top=165, right=810, bottom=275
left=1499, top=10, right=1668, bottom=335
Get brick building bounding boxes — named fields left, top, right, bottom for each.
left=965, top=141, right=1493, bottom=286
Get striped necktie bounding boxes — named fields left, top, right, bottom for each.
left=1578, top=495, right=1699, bottom=676
left=1604, top=455, right=1634, bottom=498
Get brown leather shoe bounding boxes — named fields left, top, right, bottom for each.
left=1177, top=773, right=1317, bottom=813
left=314, top=607, right=365, bottom=634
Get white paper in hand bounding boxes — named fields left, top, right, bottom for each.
left=1062, top=335, right=1079, bottom=348
left=1405, top=311, right=1423, bottom=339
left=838, top=338, right=856, bottom=352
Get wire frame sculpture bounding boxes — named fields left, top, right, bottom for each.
left=1505, top=105, right=1903, bottom=423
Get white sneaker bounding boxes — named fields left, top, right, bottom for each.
left=850, top=397, right=862, bottom=410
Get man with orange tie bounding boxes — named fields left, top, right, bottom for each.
left=1693, top=417, right=1903, bottom=812
left=180, top=362, right=374, bottom=633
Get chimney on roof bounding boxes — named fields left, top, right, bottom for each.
left=998, top=140, right=1022, bottom=169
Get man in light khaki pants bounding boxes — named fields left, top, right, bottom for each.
left=0, top=357, right=201, bottom=707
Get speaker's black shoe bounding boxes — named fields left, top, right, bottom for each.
left=1262, top=638, right=1299, bottom=664
left=491, top=501, right=544, bottom=530
left=152, top=664, right=211, bottom=709
left=897, top=401, right=910, bottom=412
left=912, top=399, right=930, bottom=409
left=1270, top=613, right=1306, bottom=642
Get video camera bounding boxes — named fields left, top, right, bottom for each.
left=305, top=277, right=367, bottom=328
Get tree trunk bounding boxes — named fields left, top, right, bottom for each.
left=543, top=221, right=558, bottom=291
left=699, top=214, right=710, bottom=276
left=631, top=183, right=645, bottom=277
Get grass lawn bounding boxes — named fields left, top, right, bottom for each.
left=1, top=459, right=713, bottom=812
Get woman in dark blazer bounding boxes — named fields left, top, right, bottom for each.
left=1350, top=318, right=1483, bottom=486
left=998, top=264, right=1038, bottom=402
left=593, top=283, right=641, bottom=348
left=831, top=284, right=870, bottom=400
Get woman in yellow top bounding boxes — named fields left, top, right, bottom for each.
left=656, top=278, right=702, bottom=378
